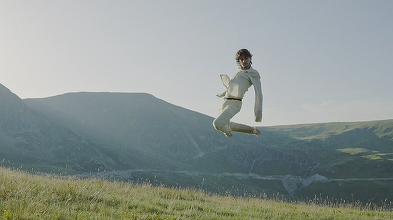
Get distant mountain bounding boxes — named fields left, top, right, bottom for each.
left=23, top=92, right=237, bottom=170
left=24, top=92, right=321, bottom=175
left=0, top=83, right=127, bottom=172
left=2, top=82, right=393, bottom=203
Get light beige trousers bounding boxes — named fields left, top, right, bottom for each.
left=212, top=99, right=255, bottom=136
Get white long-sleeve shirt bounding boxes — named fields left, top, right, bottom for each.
left=217, top=67, right=263, bottom=122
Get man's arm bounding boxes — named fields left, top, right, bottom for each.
left=251, top=74, right=263, bottom=122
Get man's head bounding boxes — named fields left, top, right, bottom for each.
left=236, top=49, right=252, bottom=70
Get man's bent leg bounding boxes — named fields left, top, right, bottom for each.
left=213, top=100, right=241, bottom=137
left=229, top=122, right=255, bottom=134
left=229, top=122, right=260, bottom=135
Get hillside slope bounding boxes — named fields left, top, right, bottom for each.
left=262, top=121, right=393, bottom=178
left=2, top=167, right=391, bottom=219
left=23, top=92, right=235, bottom=170
left=23, top=91, right=393, bottom=202
left=0, top=83, right=125, bottom=172
left=1, top=83, right=393, bottom=202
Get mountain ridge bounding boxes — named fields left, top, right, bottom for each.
left=1, top=82, right=393, bottom=203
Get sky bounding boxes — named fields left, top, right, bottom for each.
left=1, top=1, right=392, bottom=126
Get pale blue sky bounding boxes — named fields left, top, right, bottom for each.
left=1, top=1, right=392, bottom=126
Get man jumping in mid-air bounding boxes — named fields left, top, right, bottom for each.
left=213, top=49, right=263, bottom=137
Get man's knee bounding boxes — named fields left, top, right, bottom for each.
left=212, top=118, right=221, bottom=130
left=213, top=119, right=232, bottom=137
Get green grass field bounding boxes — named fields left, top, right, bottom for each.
left=1, top=167, right=392, bottom=219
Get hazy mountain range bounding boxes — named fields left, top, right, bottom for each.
left=1, top=83, right=393, bottom=203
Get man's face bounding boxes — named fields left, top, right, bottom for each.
left=239, top=55, right=251, bottom=70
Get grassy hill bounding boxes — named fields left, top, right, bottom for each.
left=1, top=167, right=392, bottom=219
left=263, top=120, right=393, bottom=141
left=260, top=120, right=393, bottom=179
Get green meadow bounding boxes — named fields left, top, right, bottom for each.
left=1, top=167, right=392, bottom=220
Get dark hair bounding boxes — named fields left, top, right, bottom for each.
left=236, top=49, right=253, bottom=65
